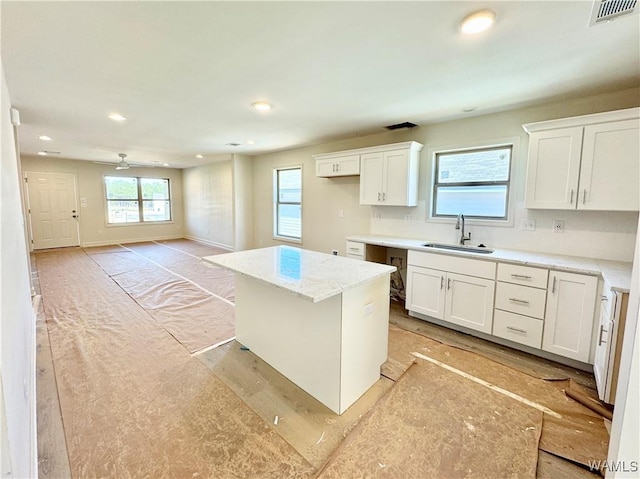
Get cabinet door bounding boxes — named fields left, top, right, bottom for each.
left=316, top=158, right=338, bottom=177
left=578, top=119, right=640, bottom=211
left=406, top=265, right=446, bottom=320
left=335, top=155, right=360, bottom=176
left=359, top=152, right=384, bottom=205
left=543, top=271, right=597, bottom=362
left=383, top=149, right=414, bottom=206
left=593, top=303, right=612, bottom=401
left=524, top=127, right=583, bottom=209
left=445, top=272, right=495, bottom=334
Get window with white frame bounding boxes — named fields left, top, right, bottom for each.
left=432, top=145, right=512, bottom=220
left=105, top=176, right=171, bottom=224
left=273, top=167, right=302, bottom=240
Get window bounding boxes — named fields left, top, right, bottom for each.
left=273, top=167, right=302, bottom=240
left=432, top=145, right=512, bottom=220
left=105, top=176, right=171, bottom=224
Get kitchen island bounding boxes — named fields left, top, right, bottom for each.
left=203, top=245, right=396, bottom=414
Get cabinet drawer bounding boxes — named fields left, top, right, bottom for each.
left=497, top=263, right=548, bottom=289
left=495, top=282, right=546, bottom=319
left=408, top=250, right=495, bottom=280
left=346, top=241, right=364, bottom=256
left=346, top=253, right=364, bottom=261
left=493, top=310, right=543, bottom=349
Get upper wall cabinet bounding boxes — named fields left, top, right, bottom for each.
left=359, top=141, right=422, bottom=206
left=523, top=108, right=639, bottom=211
left=315, top=154, right=361, bottom=177
left=314, top=141, right=423, bottom=206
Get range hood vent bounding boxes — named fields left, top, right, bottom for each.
left=589, top=0, right=638, bottom=25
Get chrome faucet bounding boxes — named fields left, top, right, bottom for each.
left=455, top=214, right=471, bottom=245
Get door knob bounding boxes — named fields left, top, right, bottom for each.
left=72, top=215, right=78, bottom=218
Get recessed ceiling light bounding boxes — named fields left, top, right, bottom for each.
left=108, top=113, right=127, bottom=122
left=37, top=151, right=48, bottom=156
left=39, top=135, right=52, bottom=141
left=460, top=9, right=496, bottom=34
left=252, top=101, right=272, bottom=111
left=195, top=154, right=203, bottom=159
left=163, top=163, right=170, bottom=167
left=246, top=140, right=255, bottom=145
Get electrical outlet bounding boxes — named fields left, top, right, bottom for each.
left=331, top=249, right=338, bottom=256
left=552, top=220, right=565, bottom=233
left=338, top=209, right=344, bottom=218
left=521, top=219, right=536, bottom=231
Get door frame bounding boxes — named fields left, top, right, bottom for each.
left=24, top=171, right=81, bottom=250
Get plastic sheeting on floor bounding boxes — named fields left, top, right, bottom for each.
left=84, top=242, right=235, bottom=353
left=384, top=324, right=609, bottom=471
left=35, top=247, right=314, bottom=478
left=317, top=360, right=543, bottom=478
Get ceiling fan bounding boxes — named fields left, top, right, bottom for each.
left=115, top=153, right=130, bottom=170
left=92, top=153, right=155, bottom=169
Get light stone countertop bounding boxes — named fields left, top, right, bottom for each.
left=347, top=234, right=633, bottom=293
left=203, top=245, right=396, bottom=303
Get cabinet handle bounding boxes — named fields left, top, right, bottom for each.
left=601, top=295, right=608, bottom=302
left=440, top=276, right=444, bottom=290
left=570, top=189, right=574, bottom=205
left=598, top=324, right=608, bottom=346
left=511, top=274, right=532, bottom=280
left=508, top=298, right=530, bottom=305
left=447, top=278, right=451, bottom=290
left=382, top=192, right=386, bottom=201
left=583, top=189, right=587, bottom=204
left=335, top=163, right=339, bottom=172
left=551, top=276, right=557, bottom=294
left=348, top=247, right=359, bottom=252
left=378, top=192, right=381, bottom=201
left=506, top=326, right=527, bottom=334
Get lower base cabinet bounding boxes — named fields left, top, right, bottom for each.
left=542, top=271, right=598, bottom=363
left=405, top=250, right=600, bottom=366
left=406, top=256, right=495, bottom=335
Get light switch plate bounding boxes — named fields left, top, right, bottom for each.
left=521, top=219, right=536, bottom=231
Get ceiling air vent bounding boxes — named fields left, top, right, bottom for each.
left=589, top=0, right=638, bottom=25
left=385, top=122, right=418, bottom=130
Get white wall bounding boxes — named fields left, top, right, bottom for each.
left=232, top=154, right=254, bottom=251
left=21, top=155, right=184, bottom=248
left=252, top=87, right=639, bottom=262
left=1, top=63, right=38, bottom=478
left=183, top=157, right=234, bottom=250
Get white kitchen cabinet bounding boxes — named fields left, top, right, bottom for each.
left=406, top=251, right=496, bottom=335
left=542, top=270, right=598, bottom=363
left=345, top=240, right=365, bottom=261
left=406, top=265, right=446, bottom=319
left=523, top=108, right=640, bottom=211
left=359, top=142, right=422, bottom=206
left=493, top=263, right=548, bottom=349
left=593, top=286, right=629, bottom=404
left=315, top=154, right=360, bottom=177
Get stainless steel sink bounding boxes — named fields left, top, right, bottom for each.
left=422, top=243, right=494, bottom=254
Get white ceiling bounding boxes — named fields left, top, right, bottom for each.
left=2, top=1, right=639, bottom=169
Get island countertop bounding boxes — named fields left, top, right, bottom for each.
left=203, top=245, right=396, bottom=303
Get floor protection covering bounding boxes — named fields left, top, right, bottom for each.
left=317, top=360, right=543, bottom=478
left=35, top=247, right=314, bottom=478
left=384, top=324, right=609, bottom=470
left=84, top=242, right=234, bottom=353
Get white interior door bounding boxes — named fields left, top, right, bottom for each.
left=26, top=171, right=80, bottom=249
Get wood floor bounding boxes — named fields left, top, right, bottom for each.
left=33, top=241, right=607, bottom=478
